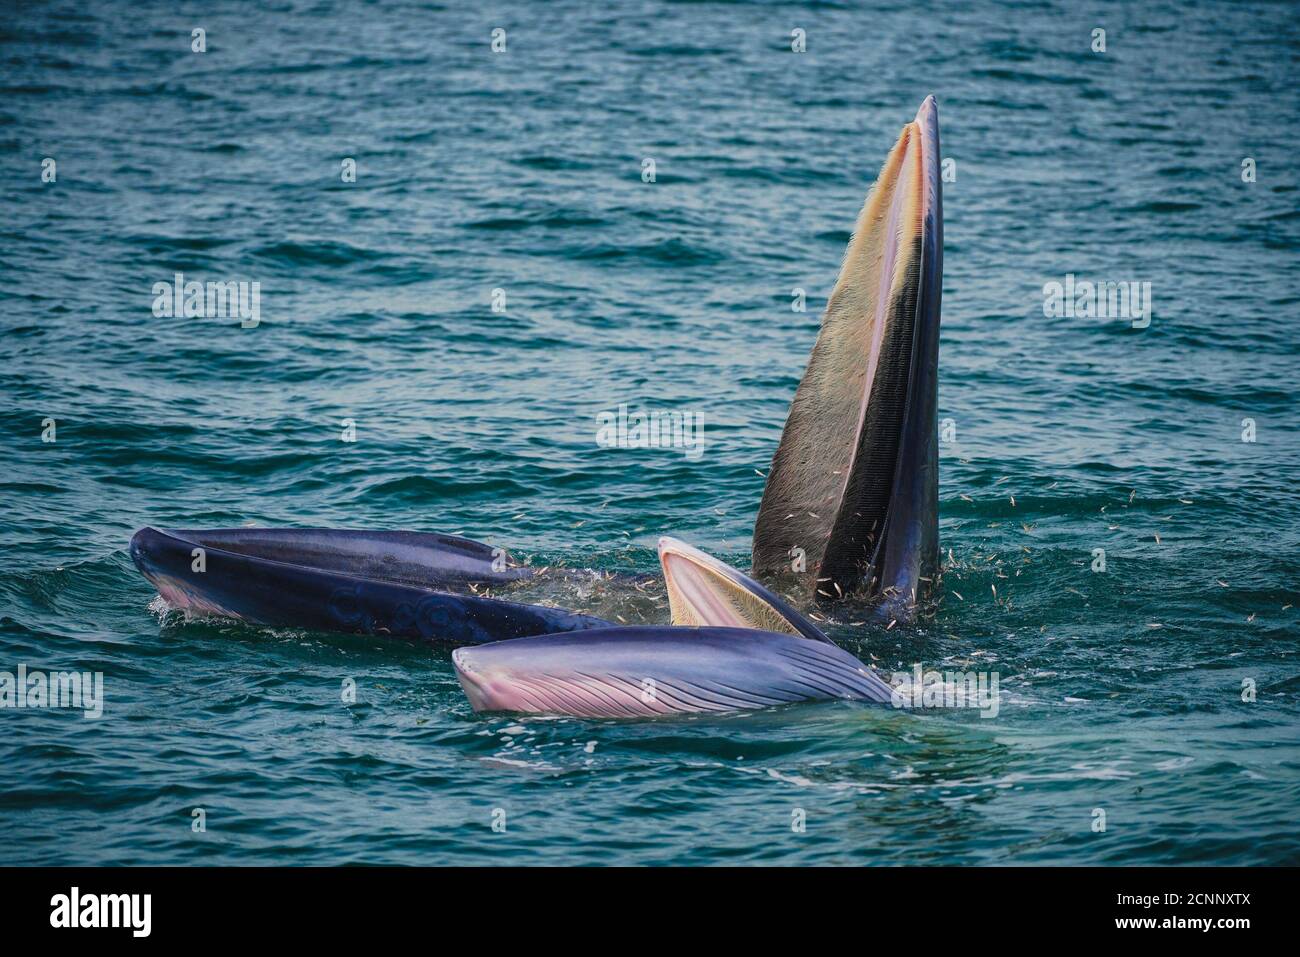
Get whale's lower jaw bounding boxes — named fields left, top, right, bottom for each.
left=452, top=627, right=894, bottom=717
left=657, top=536, right=832, bottom=642
left=751, top=96, right=942, bottom=618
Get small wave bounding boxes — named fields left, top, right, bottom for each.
left=465, top=211, right=606, bottom=231
left=251, top=240, right=388, bottom=267
left=513, top=155, right=596, bottom=172
left=561, top=237, right=724, bottom=267
left=1120, top=200, right=1203, bottom=214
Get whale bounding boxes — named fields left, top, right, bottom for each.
left=127, top=96, right=943, bottom=714
left=752, top=95, right=943, bottom=622
left=452, top=626, right=892, bottom=717
left=129, top=526, right=608, bottom=644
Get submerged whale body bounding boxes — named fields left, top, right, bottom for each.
left=130, top=526, right=608, bottom=644
left=128, top=96, right=944, bottom=716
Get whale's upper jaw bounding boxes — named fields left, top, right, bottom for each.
left=751, top=96, right=943, bottom=619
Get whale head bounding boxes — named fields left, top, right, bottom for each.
left=752, top=95, right=943, bottom=622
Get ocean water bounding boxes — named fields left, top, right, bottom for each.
left=2, top=0, right=1298, bottom=865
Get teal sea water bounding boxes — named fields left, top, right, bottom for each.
left=2, top=0, right=1298, bottom=865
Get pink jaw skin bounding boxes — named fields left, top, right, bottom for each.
left=452, top=648, right=502, bottom=711
left=452, top=647, right=540, bottom=713
left=659, top=551, right=746, bottom=628
left=146, top=572, right=243, bottom=619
